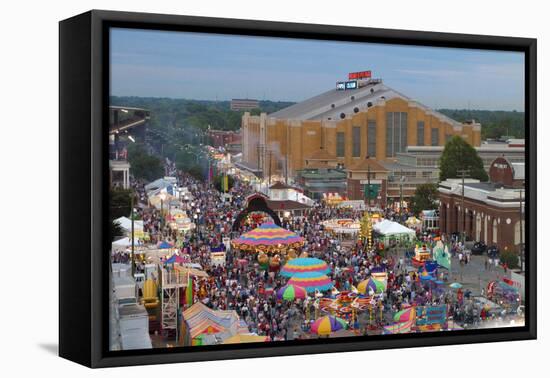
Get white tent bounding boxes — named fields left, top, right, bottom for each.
left=145, top=177, right=177, bottom=193
left=112, top=237, right=142, bottom=252
left=114, top=216, right=144, bottom=232
left=373, top=219, right=416, bottom=240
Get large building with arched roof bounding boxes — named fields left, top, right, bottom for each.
left=239, top=77, right=481, bottom=184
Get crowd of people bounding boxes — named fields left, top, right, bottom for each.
left=114, top=158, right=522, bottom=343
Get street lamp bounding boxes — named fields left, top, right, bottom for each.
left=159, top=192, right=167, bottom=235
left=518, top=188, right=524, bottom=272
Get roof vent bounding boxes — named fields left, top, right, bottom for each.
left=350, top=95, right=355, bottom=101
left=340, top=113, right=346, bottom=119
left=370, top=88, right=375, bottom=94
left=353, top=107, right=359, bottom=113
left=367, top=102, right=373, bottom=107
left=331, top=104, right=335, bottom=108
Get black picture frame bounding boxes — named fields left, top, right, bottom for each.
left=59, top=9, right=537, bottom=368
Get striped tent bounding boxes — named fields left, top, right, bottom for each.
left=231, top=222, right=304, bottom=253
left=287, top=271, right=333, bottom=293
left=280, top=257, right=331, bottom=277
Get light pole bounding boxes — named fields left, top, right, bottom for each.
left=130, top=193, right=135, bottom=276
left=457, top=169, right=470, bottom=245
left=399, top=170, right=405, bottom=216
left=365, top=155, right=371, bottom=210
left=159, top=192, right=167, bottom=238
left=519, top=188, right=524, bottom=272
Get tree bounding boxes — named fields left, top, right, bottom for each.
left=411, top=183, right=438, bottom=215
left=110, top=189, right=133, bottom=219
left=500, top=250, right=519, bottom=270
left=127, top=143, right=164, bottom=181
left=110, top=220, right=125, bottom=242
left=187, top=165, right=204, bottom=181
left=439, top=136, right=488, bottom=182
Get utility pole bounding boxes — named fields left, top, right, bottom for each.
left=284, top=156, right=288, bottom=185
left=366, top=156, right=371, bottom=210
left=519, top=188, right=524, bottom=272
left=268, top=150, right=273, bottom=186
left=256, top=144, right=264, bottom=179
left=399, top=169, right=405, bottom=216
left=457, top=169, right=470, bottom=244
left=130, top=192, right=135, bottom=276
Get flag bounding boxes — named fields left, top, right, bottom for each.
left=222, top=174, right=229, bottom=192
left=185, top=273, right=194, bottom=305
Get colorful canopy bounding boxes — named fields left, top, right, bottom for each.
left=393, top=307, right=416, bottom=322
left=277, top=284, right=308, bottom=301
left=222, top=334, right=270, bottom=344
left=357, top=277, right=386, bottom=294
left=288, top=271, right=333, bottom=293
left=449, top=282, right=463, bottom=289
left=419, top=269, right=433, bottom=281
left=158, top=241, right=173, bottom=249
left=183, top=302, right=241, bottom=339
left=231, top=222, right=304, bottom=253
left=164, top=254, right=186, bottom=264
left=280, top=257, right=330, bottom=277
left=311, top=315, right=348, bottom=335
left=383, top=319, right=415, bottom=334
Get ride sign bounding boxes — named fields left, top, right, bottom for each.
left=416, top=305, right=447, bottom=325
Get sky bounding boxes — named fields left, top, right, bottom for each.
left=110, top=28, right=525, bottom=111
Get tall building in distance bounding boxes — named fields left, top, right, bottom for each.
left=230, top=98, right=260, bottom=111
left=239, top=74, right=482, bottom=203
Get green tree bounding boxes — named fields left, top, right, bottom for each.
left=127, top=143, right=164, bottom=181
left=411, top=183, right=438, bottom=215
left=110, top=189, right=133, bottom=219
left=188, top=165, right=204, bottom=181
left=439, top=136, right=488, bottom=182
left=500, top=250, right=519, bottom=269
left=110, top=220, right=125, bottom=242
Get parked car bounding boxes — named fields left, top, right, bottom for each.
left=471, top=241, right=487, bottom=255
left=487, top=245, right=500, bottom=258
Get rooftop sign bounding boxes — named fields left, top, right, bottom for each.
left=336, top=80, right=358, bottom=91
left=348, top=70, right=372, bottom=80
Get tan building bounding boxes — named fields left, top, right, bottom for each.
left=240, top=79, right=481, bottom=183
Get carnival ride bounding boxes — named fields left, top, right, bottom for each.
left=411, top=244, right=432, bottom=267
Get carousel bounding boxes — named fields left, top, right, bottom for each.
left=321, top=219, right=360, bottom=246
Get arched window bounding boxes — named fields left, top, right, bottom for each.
left=514, top=220, right=525, bottom=245
left=492, top=219, right=498, bottom=244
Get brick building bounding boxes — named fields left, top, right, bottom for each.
left=207, top=129, right=241, bottom=150
left=438, top=157, right=525, bottom=252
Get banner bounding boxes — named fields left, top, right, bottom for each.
left=363, top=184, right=380, bottom=199
left=211, top=251, right=226, bottom=266
left=433, top=241, right=451, bottom=270
left=185, top=274, right=194, bottom=305
left=416, top=305, right=447, bottom=326
left=222, top=174, right=229, bottom=192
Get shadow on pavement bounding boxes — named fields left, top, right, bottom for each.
left=38, top=343, right=58, bottom=356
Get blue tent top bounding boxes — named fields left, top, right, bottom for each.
left=164, top=254, right=177, bottom=264
left=158, top=241, right=173, bottom=249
